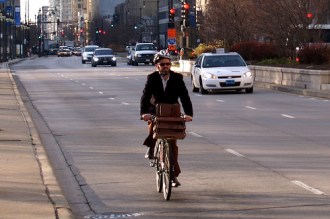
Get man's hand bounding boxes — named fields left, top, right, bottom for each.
left=184, top=115, right=193, bottom=122
left=142, top=114, right=151, bottom=121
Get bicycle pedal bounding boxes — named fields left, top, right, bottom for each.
left=149, top=161, right=155, bottom=167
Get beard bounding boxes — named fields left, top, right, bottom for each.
left=159, top=69, right=170, bottom=76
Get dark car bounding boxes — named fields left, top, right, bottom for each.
left=91, top=48, right=117, bottom=67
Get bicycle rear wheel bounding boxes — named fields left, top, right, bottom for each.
left=162, top=140, right=173, bottom=200
left=155, top=140, right=162, bottom=193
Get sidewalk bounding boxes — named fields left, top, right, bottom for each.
left=0, top=60, right=73, bottom=219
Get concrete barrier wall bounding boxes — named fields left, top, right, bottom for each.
left=250, top=65, right=330, bottom=90
left=178, top=60, right=330, bottom=91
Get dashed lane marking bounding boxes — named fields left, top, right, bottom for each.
left=291, top=180, right=325, bottom=195
left=225, top=149, right=245, bottom=157
left=245, top=106, right=256, bottom=110
left=216, top=99, right=225, bottom=103
left=281, top=114, right=295, bottom=119
left=188, top=132, right=203, bottom=138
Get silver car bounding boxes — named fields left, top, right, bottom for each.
left=191, top=52, right=254, bottom=94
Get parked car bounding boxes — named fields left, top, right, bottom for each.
left=57, top=49, right=71, bottom=57
left=81, top=45, right=99, bottom=63
left=91, top=48, right=116, bottom=67
left=191, top=52, right=254, bottom=94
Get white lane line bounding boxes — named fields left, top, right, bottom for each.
left=121, top=102, right=129, bottom=105
left=98, top=91, right=103, bottom=95
left=225, top=149, right=245, bottom=157
left=109, top=97, right=115, bottom=100
left=245, top=106, right=256, bottom=110
left=188, top=132, right=203, bottom=138
left=291, top=180, right=325, bottom=195
left=82, top=83, right=86, bottom=86
left=216, top=99, right=225, bottom=103
left=195, top=94, right=202, bottom=97
left=281, top=114, right=295, bottom=119
left=75, top=80, right=79, bottom=83
left=89, top=87, right=94, bottom=90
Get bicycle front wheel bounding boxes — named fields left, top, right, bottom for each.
left=162, top=140, right=174, bottom=200
left=155, top=140, right=162, bottom=193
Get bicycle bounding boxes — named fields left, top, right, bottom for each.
left=149, top=103, right=186, bottom=200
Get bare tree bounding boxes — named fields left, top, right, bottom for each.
left=255, top=0, right=328, bottom=56
left=200, top=0, right=257, bottom=47
left=200, top=0, right=329, bottom=55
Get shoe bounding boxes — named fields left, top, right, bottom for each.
left=172, top=177, right=181, bottom=187
left=144, top=147, right=154, bottom=159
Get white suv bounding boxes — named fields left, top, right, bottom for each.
left=81, top=45, right=99, bottom=64
left=131, top=43, right=158, bottom=66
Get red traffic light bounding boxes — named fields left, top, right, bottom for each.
left=183, top=3, right=190, bottom=10
left=170, top=8, right=175, bottom=14
left=307, top=13, right=313, bottom=19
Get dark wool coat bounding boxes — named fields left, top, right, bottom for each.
left=140, top=70, right=193, bottom=117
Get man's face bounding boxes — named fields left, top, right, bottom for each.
left=156, top=58, right=171, bottom=75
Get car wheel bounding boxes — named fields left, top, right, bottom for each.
left=112, top=63, right=117, bottom=67
left=199, top=77, right=208, bottom=94
left=92, top=64, right=96, bottom=67
left=191, top=76, right=198, bottom=92
left=246, top=87, right=254, bottom=93
left=82, top=60, right=85, bottom=64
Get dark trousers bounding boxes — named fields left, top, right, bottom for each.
left=143, top=121, right=181, bottom=177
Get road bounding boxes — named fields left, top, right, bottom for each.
left=11, top=55, right=330, bottom=219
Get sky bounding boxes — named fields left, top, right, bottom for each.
left=21, top=0, right=49, bottom=22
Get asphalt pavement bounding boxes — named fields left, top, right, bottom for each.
left=0, top=59, right=74, bottom=219
left=0, top=57, right=329, bottom=219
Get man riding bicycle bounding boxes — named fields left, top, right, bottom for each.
left=140, top=50, right=193, bottom=186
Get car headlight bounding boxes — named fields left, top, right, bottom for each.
left=93, top=57, right=99, bottom=61
left=112, top=57, right=116, bottom=61
left=202, top=72, right=217, bottom=79
left=242, top=71, right=253, bottom=78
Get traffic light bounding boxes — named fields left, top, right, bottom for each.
left=168, top=8, right=175, bottom=28
left=169, top=8, right=175, bottom=23
left=181, top=1, right=190, bottom=27
left=57, top=19, right=60, bottom=26
left=307, top=13, right=313, bottom=19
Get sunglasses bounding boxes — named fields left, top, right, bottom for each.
left=158, top=63, right=171, bottom=66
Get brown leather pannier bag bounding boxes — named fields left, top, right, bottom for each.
left=153, top=103, right=186, bottom=139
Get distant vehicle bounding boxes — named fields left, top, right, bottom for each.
left=81, top=45, right=99, bottom=63
left=57, top=49, right=71, bottom=57
left=91, top=48, right=116, bottom=67
left=126, top=47, right=134, bottom=65
left=191, top=52, right=254, bottom=94
left=72, top=47, right=82, bottom=56
left=131, top=43, right=158, bottom=66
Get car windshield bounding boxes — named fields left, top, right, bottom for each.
left=136, top=45, right=156, bottom=51
left=202, top=55, right=246, bottom=68
left=85, top=47, right=98, bottom=52
left=95, top=49, right=113, bottom=55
